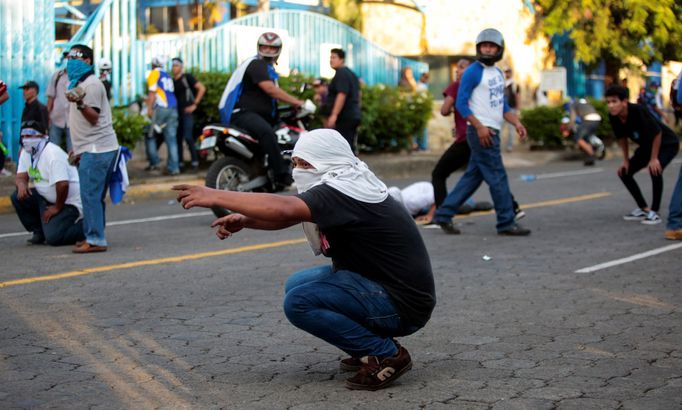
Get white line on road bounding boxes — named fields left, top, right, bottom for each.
left=0, top=211, right=214, bottom=239
left=535, top=168, right=604, bottom=180
left=575, top=242, right=682, bottom=273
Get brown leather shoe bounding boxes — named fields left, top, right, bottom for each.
left=345, top=346, right=412, bottom=391
left=339, top=357, right=362, bottom=372
left=72, top=242, right=107, bottom=253
left=664, top=229, right=682, bottom=240
left=75, top=240, right=86, bottom=247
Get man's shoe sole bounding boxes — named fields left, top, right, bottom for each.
left=345, top=362, right=412, bottom=391
left=623, top=216, right=646, bottom=221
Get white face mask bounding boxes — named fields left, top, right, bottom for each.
left=292, top=167, right=324, bottom=193
left=21, top=137, right=46, bottom=155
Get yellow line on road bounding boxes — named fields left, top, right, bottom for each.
left=1, top=192, right=612, bottom=289
left=0, top=238, right=307, bottom=288
left=454, top=192, right=611, bottom=219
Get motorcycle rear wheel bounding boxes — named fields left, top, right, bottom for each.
left=205, top=156, right=255, bottom=218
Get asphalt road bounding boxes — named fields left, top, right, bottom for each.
left=1, top=158, right=681, bottom=409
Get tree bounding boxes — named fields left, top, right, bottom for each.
left=328, top=0, right=362, bottom=31
left=530, top=0, right=682, bottom=82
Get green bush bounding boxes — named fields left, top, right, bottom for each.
left=112, top=108, right=148, bottom=150
left=188, top=70, right=433, bottom=152
left=520, top=105, right=565, bottom=148
left=359, top=86, right=433, bottom=151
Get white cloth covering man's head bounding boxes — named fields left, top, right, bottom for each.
left=291, top=128, right=387, bottom=202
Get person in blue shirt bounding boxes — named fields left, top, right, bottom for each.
left=432, top=28, right=530, bottom=236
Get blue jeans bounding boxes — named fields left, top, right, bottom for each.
left=283, top=265, right=420, bottom=358
left=667, top=165, right=682, bottom=230
left=434, top=125, right=516, bottom=232
left=178, top=112, right=198, bottom=166
left=146, top=107, right=179, bottom=173
left=48, top=125, right=71, bottom=152
left=78, top=150, right=117, bottom=247
left=10, top=189, right=84, bottom=246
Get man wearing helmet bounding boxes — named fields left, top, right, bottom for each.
left=432, top=28, right=531, bottom=236
left=219, top=32, right=304, bottom=189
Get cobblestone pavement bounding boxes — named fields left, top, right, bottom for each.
left=0, top=159, right=681, bottom=409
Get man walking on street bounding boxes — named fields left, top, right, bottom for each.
left=432, top=28, right=530, bottom=236
left=174, top=129, right=435, bottom=391
left=325, top=48, right=361, bottom=153
left=46, top=55, right=72, bottom=150
left=172, top=57, right=206, bottom=171
left=428, top=59, right=525, bottom=227
left=11, top=121, right=84, bottom=246
left=146, top=55, right=180, bottom=175
left=606, top=85, right=680, bottom=225
left=502, top=67, right=520, bottom=152
left=65, top=44, right=120, bottom=253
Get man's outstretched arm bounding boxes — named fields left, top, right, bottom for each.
left=173, top=185, right=312, bottom=223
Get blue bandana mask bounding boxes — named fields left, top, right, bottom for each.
left=66, top=59, right=94, bottom=89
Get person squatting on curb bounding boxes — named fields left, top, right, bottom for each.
left=173, top=129, right=435, bottom=391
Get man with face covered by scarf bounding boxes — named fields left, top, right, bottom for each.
left=64, top=44, right=120, bottom=253
left=11, top=121, right=85, bottom=246
left=174, top=129, right=435, bottom=391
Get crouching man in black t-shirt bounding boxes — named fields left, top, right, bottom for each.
left=605, top=85, right=680, bottom=225
left=174, top=129, right=435, bottom=391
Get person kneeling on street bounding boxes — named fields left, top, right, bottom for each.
left=11, top=121, right=85, bottom=246
left=174, top=129, right=435, bottom=391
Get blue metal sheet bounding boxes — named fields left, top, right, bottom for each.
left=0, top=0, right=55, bottom=161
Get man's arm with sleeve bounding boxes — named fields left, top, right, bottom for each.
left=174, top=185, right=312, bottom=223
left=258, top=81, right=303, bottom=107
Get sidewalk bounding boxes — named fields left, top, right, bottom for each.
left=0, top=147, right=570, bottom=214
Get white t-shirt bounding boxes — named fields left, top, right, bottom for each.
left=469, top=66, right=506, bottom=130
left=68, top=75, right=119, bottom=155
left=18, top=143, right=82, bottom=215
left=400, top=182, right=435, bottom=216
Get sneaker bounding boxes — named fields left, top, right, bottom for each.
left=623, top=208, right=648, bottom=221
left=641, top=211, right=662, bottom=225
left=584, top=156, right=595, bottom=166
left=345, top=346, right=413, bottom=391
left=144, top=164, right=160, bottom=171
left=436, top=221, right=460, bottom=235
left=498, top=224, right=531, bottom=236
left=0, top=168, right=12, bottom=177
left=26, top=232, right=45, bottom=245
left=664, top=229, right=682, bottom=240
left=514, top=207, right=526, bottom=221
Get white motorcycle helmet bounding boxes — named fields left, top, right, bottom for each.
left=151, top=55, right=168, bottom=68
left=257, top=32, right=282, bottom=61
left=98, top=58, right=112, bottom=71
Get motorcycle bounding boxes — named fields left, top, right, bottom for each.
left=196, top=99, right=317, bottom=217
left=560, top=116, right=606, bottom=160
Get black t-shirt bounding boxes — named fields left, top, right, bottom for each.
left=328, top=67, right=361, bottom=121
left=101, top=79, right=112, bottom=101
left=297, top=184, right=436, bottom=327
left=21, top=99, right=49, bottom=134
left=609, top=103, right=679, bottom=147
left=173, top=73, right=198, bottom=111
left=234, top=59, right=276, bottom=121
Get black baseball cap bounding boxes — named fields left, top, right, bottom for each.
left=172, top=57, right=183, bottom=65
left=19, top=81, right=39, bottom=92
